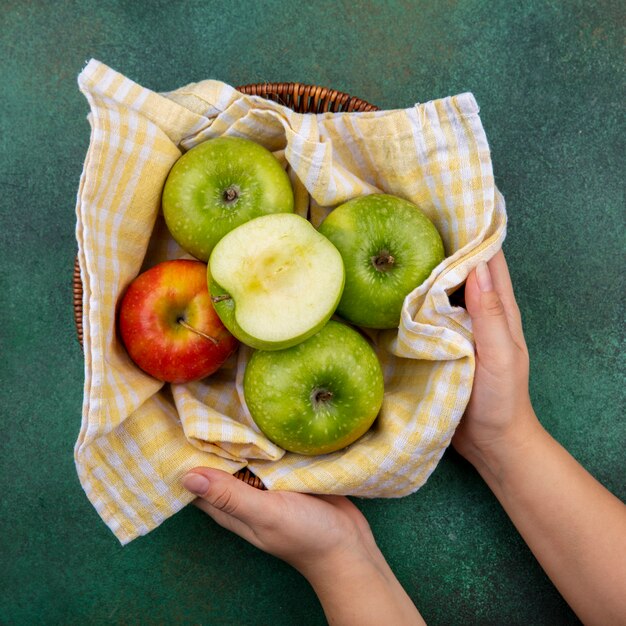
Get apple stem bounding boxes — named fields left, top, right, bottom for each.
left=312, top=388, right=334, bottom=408
left=371, top=249, right=395, bottom=272
left=223, top=185, right=240, bottom=204
left=211, top=294, right=232, bottom=303
left=178, top=319, right=219, bottom=345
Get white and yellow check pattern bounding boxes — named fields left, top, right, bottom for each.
left=75, top=59, right=506, bottom=544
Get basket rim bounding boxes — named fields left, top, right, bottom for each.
left=235, top=81, right=379, bottom=113
left=73, top=81, right=379, bottom=489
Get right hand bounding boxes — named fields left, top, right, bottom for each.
left=453, top=249, right=539, bottom=465
left=453, top=250, right=626, bottom=626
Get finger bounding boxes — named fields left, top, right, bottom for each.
left=465, top=259, right=516, bottom=366
left=192, top=498, right=260, bottom=546
left=486, top=250, right=526, bottom=349
left=182, top=468, right=273, bottom=530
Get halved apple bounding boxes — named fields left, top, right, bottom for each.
left=208, top=214, right=345, bottom=350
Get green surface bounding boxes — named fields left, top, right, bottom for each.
left=1, top=1, right=624, bottom=624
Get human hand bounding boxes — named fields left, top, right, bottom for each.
left=181, top=469, right=425, bottom=625
left=453, top=250, right=539, bottom=466
left=452, top=251, right=626, bottom=626
left=181, top=468, right=376, bottom=577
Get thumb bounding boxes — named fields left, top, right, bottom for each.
left=182, top=467, right=270, bottom=532
left=465, top=261, right=515, bottom=364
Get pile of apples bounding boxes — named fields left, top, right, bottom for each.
left=119, top=137, right=445, bottom=455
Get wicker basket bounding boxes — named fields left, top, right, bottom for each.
left=73, top=82, right=379, bottom=490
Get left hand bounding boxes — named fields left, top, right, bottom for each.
left=182, top=469, right=426, bottom=625
left=182, top=468, right=378, bottom=577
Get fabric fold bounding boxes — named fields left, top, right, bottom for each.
left=74, top=59, right=506, bottom=543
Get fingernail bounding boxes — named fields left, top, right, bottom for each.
left=476, top=261, right=493, bottom=292
left=182, top=473, right=210, bottom=495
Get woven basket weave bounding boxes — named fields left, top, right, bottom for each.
left=73, top=82, right=379, bottom=489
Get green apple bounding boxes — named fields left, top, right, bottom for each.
left=243, top=320, right=384, bottom=455
left=162, top=136, right=294, bottom=261
left=209, top=213, right=344, bottom=350
left=318, top=194, right=445, bottom=329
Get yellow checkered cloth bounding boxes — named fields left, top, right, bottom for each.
left=75, top=59, right=506, bottom=544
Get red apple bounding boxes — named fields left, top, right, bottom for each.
left=118, top=259, right=238, bottom=383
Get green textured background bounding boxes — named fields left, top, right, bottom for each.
left=1, top=1, right=624, bottom=624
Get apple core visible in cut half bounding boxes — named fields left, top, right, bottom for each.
left=208, top=213, right=345, bottom=350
